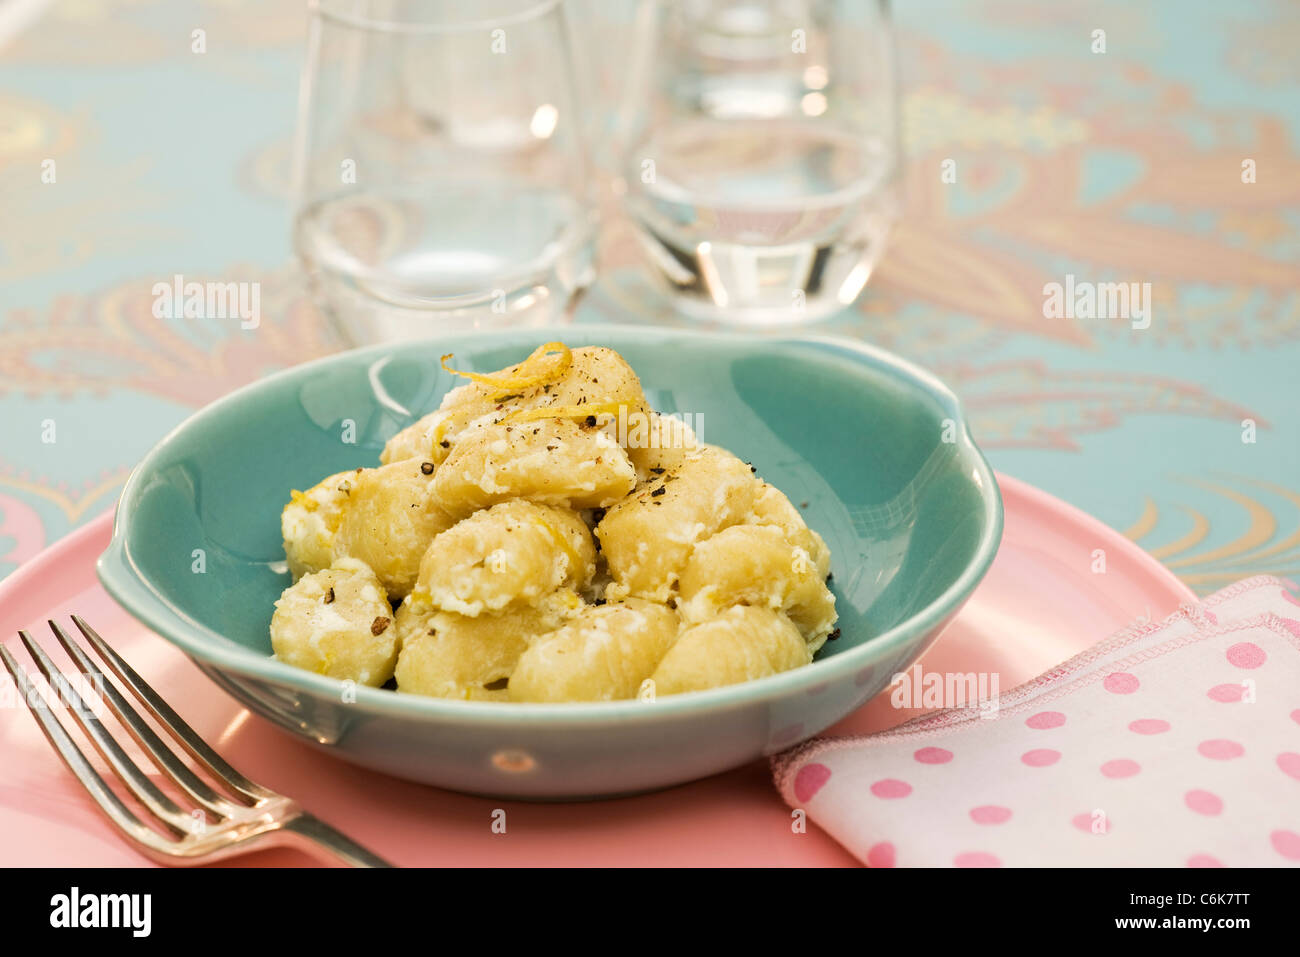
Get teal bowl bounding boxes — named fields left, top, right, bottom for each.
left=99, top=325, right=1002, bottom=799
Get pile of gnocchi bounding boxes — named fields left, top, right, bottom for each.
left=270, top=343, right=837, bottom=702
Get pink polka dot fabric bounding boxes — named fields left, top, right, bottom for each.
left=772, top=576, right=1300, bottom=868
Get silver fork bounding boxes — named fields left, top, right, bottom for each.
left=1, top=616, right=391, bottom=867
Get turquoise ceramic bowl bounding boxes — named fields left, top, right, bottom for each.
left=99, top=326, right=1002, bottom=799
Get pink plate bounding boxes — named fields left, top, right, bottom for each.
left=0, top=474, right=1194, bottom=867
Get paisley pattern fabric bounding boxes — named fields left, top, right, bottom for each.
left=1, top=0, right=1297, bottom=589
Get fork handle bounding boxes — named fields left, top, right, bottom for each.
left=281, top=814, right=394, bottom=868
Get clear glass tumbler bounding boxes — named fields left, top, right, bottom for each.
left=292, top=0, right=597, bottom=343
left=615, top=0, right=901, bottom=324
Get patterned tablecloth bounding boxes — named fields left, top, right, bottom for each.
left=1, top=0, right=1297, bottom=593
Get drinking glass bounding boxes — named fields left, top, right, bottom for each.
left=615, top=0, right=900, bottom=324
left=293, top=0, right=597, bottom=343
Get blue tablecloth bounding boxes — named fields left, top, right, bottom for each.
left=1, top=0, right=1297, bottom=592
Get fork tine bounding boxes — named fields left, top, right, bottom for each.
left=72, top=615, right=268, bottom=803
left=0, top=643, right=168, bottom=849
left=47, top=619, right=233, bottom=820
left=19, top=630, right=194, bottom=837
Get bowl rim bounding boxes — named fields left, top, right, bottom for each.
left=98, top=324, right=1004, bottom=726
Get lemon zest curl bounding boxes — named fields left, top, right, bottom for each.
left=440, top=342, right=573, bottom=399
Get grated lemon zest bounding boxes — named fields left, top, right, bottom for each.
left=430, top=404, right=491, bottom=455
left=431, top=417, right=450, bottom=453
left=534, top=517, right=585, bottom=576
left=288, top=489, right=318, bottom=512
left=440, top=342, right=573, bottom=399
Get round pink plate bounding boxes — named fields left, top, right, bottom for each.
left=0, top=474, right=1194, bottom=867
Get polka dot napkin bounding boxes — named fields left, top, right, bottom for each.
left=772, top=576, right=1300, bottom=867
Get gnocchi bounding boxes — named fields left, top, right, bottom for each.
left=281, top=469, right=357, bottom=580
left=380, top=344, right=649, bottom=467
left=650, top=606, right=810, bottom=697
left=269, top=558, right=399, bottom=686
left=626, top=411, right=700, bottom=481
left=509, top=600, right=680, bottom=703
left=677, top=524, right=838, bottom=653
left=414, top=500, right=596, bottom=616
left=749, top=481, right=832, bottom=580
left=332, top=459, right=458, bottom=600
left=379, top=408, right=455, bottom=467
left=394, top=590, right=581, bottom=701
left=269, top=342, right=838, bottom=702
left=433, top=416, right=636, bottom=516
left=597, top=445, right=757, bottom=603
